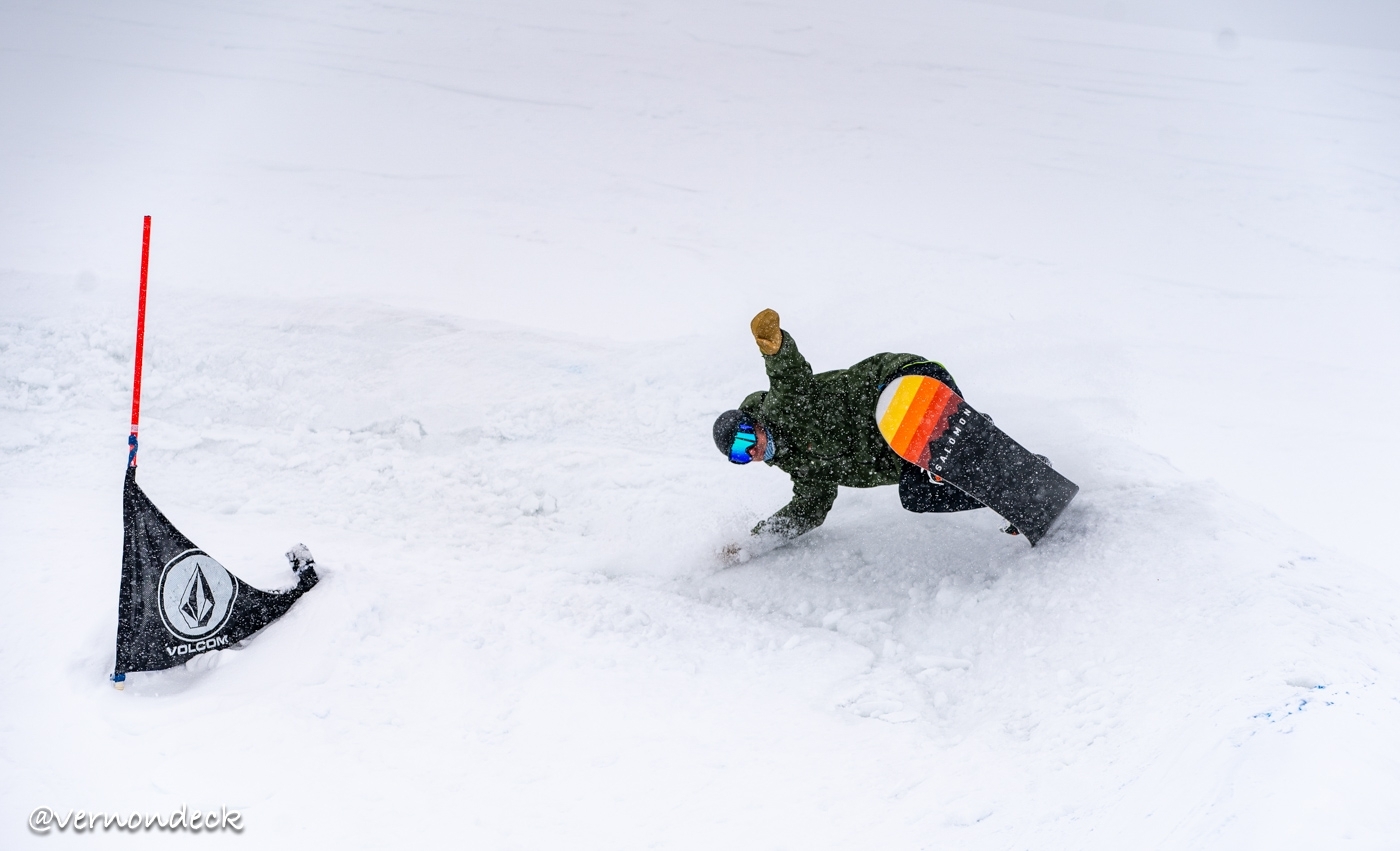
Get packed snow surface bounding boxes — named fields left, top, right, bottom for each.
left=2, top=1, right=1399, bottom=847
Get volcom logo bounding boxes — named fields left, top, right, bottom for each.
left=158, top=551, right=237, bottom=642
left=180, top=565, right=216, bottom=628
left=165, top=635, right=232, bottom=656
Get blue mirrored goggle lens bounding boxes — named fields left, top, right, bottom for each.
left=728, top=425, right=757, bottom=464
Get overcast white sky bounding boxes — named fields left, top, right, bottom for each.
left=984, top=0, right=1400, bottom=50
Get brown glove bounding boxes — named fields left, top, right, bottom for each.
left=750, top=308, right=782, bottom=356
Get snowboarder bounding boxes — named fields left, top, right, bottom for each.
left=715, top=309, right=992, bottom=562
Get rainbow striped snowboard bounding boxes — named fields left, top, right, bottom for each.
left=876, top=375, right=1078, bottom=545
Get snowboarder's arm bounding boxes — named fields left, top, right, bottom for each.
left=749, top=309, right=812, bottom=398
left=753, top=477, right=838, bottom=540
left=763, top=330, right=813, bottom=400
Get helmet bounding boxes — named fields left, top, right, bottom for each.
left=713, top=410, right=759, bottom=462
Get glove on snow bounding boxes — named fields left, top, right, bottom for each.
left=751, top=308, right=782, bottom=356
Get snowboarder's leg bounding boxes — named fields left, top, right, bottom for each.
left=898, top=461, right=985, bottom=513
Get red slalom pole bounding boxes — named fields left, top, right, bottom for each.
left=128, top=215, right=151, bottom=468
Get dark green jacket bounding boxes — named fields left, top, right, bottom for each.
left=739, top=331, right=926, bottom=540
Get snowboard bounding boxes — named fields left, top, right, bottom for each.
left=875, top=375, right=1078, bottom=545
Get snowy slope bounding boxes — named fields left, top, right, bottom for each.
left=3, top=0, right=1400, bottom=847
left=5, top=279, right=1400, bottom=848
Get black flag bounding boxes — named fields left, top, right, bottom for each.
left=113, top=468, right=318, bottom=678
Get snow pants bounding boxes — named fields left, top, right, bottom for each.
left=898, top=462, right=986, bottom=513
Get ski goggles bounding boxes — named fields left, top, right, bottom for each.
left=728, top=424, right=758, bottom=464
